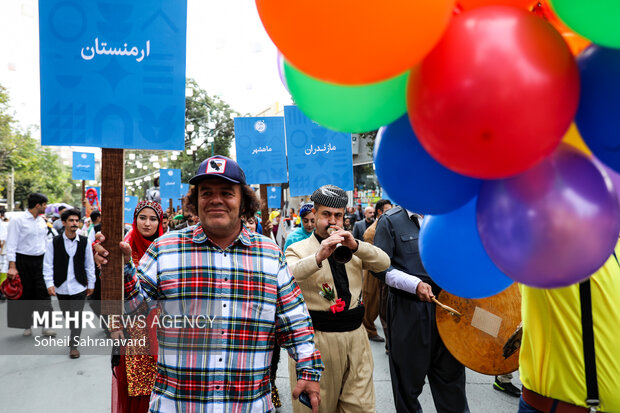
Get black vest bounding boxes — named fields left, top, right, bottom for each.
left=53, top=234, right=88, bottom=287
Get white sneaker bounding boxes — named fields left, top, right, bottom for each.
left=23, top=328, right=32, bottom=337
left=42, top=329, right=57, bottom=337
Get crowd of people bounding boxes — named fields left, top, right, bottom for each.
left=1, top=154, right=619, bottom=413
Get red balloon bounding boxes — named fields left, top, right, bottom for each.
left=458, top=0, right=537, bottom=11
left=408, top=6, right=580, bottom=179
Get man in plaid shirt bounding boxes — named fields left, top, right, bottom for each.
left=97, top=155, right=323, bottom=412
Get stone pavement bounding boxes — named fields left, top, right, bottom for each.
left=0, top=300, right=521, bottom=412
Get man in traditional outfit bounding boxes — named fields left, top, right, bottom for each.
left=373, top=205, right=470, bottom=413
left=285, top=184, right=390, bottom=413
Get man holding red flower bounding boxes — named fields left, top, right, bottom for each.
left=285, top=185, right=390, bottom=413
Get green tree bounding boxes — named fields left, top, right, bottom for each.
left=0, top=85, right=73, bottom=207
left=124, top=78, right=241, bottom=197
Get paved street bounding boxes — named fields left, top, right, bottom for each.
left=0, top=300, right=521, bottom=412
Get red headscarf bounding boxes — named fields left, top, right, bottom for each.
left=124, top=200, right=164, bottom=266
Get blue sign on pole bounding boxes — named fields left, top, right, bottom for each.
left=39, top=0, right=187, bottom=150
left=124, top=195, right=138, bottom=224
left=180, top=183, right=189, bottom=197
left=284, top=106, right=354, bottom=197
left=159, top=169, right=181, bottom=200
left=234, top=117, right=287, bottom=184
left=72, top=152, right=95, bottom=180
left=267, top=186, right=281, bottom=209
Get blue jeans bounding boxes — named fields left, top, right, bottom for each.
left=518, top=396, right=547, bottom=413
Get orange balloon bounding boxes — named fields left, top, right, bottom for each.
left=458, top=0, right=537, bottom=11
left=562, top=123, right=592, bottom=156
left=255, top=0, right=455, bottom=85
left=562, top=32, right=590, bottom=55
left=534, top=1, right=590, bottom=55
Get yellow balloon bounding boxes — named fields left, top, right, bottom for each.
left=562, top=123, right=591, bottom=156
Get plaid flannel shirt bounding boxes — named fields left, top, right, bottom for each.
left=124, top=224, right=323, bottom=412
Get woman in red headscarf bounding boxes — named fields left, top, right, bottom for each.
left=112, top=200, right=164, bottom=413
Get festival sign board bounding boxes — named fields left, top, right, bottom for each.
left=283, top=105, right=353, bottom=196
left=267, top=185, right=282, bottom=209
left=72, top=151, right=96, bottom=181
left=234, top=117, right=288, bottom=184
left=39, top=0, right=187, bottom=150
left=124, top=195, right=138, bottom=224
left=159, top=169, right=181, bottom=200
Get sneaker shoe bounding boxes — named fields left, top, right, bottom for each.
left=368, top=335, right=385, bottom=343
left=493, top=378, right=521, bottom=398
left=42, top=329, right=57, bottom=337
left=23, top=328, right=32, bottom=337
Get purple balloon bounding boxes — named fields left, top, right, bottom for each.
left=477, top=144, right=620, bottom=288
left=595, top=157, right=620, bottom=207
left=276, top=51, right=288, bottom=91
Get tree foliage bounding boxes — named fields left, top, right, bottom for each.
left=125, top=78, right=241, bottom=197
left=0, top=85, right=73, bottom=208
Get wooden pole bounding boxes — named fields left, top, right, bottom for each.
left=169, top=198, right=173, bottom=216
left=100, top=148, right=125, bottom=315
left=81, top=180, right=86, bottom=207
left=259, top=184, right=272, bottom=238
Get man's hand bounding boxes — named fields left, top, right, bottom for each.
left=7, top=265, right=18, bottom=280
left=93, top=233, right=132, bottom=266
left=316, top=228, right=346, bottom=264
left=92, top=233, right=108, bottom=266
left=86, top=289, right=94, bottom=297
left=47, top=286, right=56, bottom=296
left=292, top=379, right=320, bottom=413
left=337, top=226, right=358, bottom=251
left=416, top=282, right=435, bottom=302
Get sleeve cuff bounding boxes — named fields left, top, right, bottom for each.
left=297, top=369, right=322, bottom=382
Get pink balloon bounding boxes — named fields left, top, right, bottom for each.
left=477, top=144, right=620, bottom=288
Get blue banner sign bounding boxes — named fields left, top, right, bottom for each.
left=159, top=169, right=181, bottom=200
left=72, top=152, right=95, bottom=180
left=284, top=106, right=353, bottom=196
left=124, top=195, right=138, bottom=224
left=234, top=117, right=287, bottom=184
left=39, top=0, right=187, bottom=150
left=267, top=186, right=281, bottom=209
left=180, top=183, right=189, bottom=197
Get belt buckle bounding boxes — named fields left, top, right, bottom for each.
left=586, top=399, right=600, bottom=412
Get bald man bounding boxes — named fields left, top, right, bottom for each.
left=352, top=206, right=375, bottom=241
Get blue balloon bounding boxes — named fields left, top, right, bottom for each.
left=420, top=196, right=513, bottom=299
left=374, top=115, right=481, bottom=214
left=576, top=46, right=620, bottom=173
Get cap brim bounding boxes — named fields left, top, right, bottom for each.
left=189, top=174, right=243, bottom=186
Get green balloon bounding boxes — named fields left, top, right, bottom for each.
left=550, top=0, right=620, bottom=48
left=284, top=60, right=408, bottom=133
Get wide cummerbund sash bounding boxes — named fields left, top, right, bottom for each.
left=308, top=305, right=365, bottom=332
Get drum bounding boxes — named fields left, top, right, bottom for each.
left=435, top=283, right=521, bottom=375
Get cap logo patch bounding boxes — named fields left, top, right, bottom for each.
left=207, top=158, right=226, bottom=174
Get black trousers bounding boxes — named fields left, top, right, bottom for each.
left=387, top=290, right=469, bottom=413
left=57, top=290, right=87, bottom=349
left=8, top=253, right=53, bottom=329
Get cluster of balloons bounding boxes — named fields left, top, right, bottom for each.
left=257, top=0, right=620, bottom=296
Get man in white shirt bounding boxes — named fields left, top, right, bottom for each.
left=44, top=208, right=96, bottom=359
left=6, top=193, right=57, bottom=337
left=0, top=211, right=8, bottom=300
